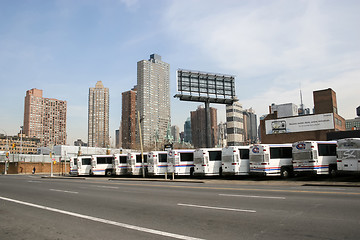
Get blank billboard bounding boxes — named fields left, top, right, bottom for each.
left=177, top=69, right=236, bottom=100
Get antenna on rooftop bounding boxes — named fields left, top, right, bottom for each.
left=299, top=84, right=304, bottom=115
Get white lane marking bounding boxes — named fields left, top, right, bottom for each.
left=219, top=194, right=286, bottom=200
left=178, top=203, right=256, bottom=213
left=50, top=189, right=79, bottom=194
left=95, top=185, right=119, bottom=189
left=0, top=196, right=204, bottom=240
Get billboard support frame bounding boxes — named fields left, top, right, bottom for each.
left=175, top=69, right=238, bottom=148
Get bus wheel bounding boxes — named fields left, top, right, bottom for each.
left=281, top=168, right=290, bottom=179
left=190, top=167, right=194, bottom=177
left=219, top=167, right=223, bottom=177
left=329, top=165, right=337, bottom=177
left=106, top=170, right=112, bottom=177
left=89, top=170, right=94, bottom=176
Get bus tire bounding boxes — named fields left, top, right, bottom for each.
left=89, top=170, right=94, bottom=176
left=329, top=165, right=337, bottom=177
left=281, top=167, right=290, bottom=179
left=219, top=167, right=223, bottom=177
left=190, top=167, right=194, bottom=177
left=105, top=170, right=112, bottom=177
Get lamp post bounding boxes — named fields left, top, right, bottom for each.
left=1, top=129, right=8, bottom=174
left=20, top=126, right=23, bottom=155
left=137, top=111, right=145, bottom=178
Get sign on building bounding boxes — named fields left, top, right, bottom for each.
left=265, top=113, right=334, bottom=134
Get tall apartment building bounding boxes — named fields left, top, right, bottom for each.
left=88, top=81, right=109, bottom=148
left=226, top=102, right=244, bottom=146
left=121, top=86, right=137, bottom=149
left=136, top=54, right=170, bottom=149
left=191, top=105, right=217, bottom=148
left=23, top=88, right=67, bottom=147
left=243, top=108, right=258, bottom=144
left=171, top=125, right=180, bottom=143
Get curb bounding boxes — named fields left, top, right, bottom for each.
left=302, top=183, right=360, bottom=188
left=41, top=176, right=86, bottom=180
left=108, top=178, right=204, bottom=184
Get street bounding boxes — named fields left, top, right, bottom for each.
left=1, top=175, right=360, bottom=240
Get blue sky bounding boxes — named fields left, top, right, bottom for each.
left=1, top=0, right=359, bottom=146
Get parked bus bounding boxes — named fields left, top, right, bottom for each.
left=77, top=156, right=92, bottom=176
left=90, top=155, right=114, bottom=176
left=292, top=141, right=337, bottom=176
left=167, top=149, right=195, bottom=176
left=194, top=148, right=222, bottom=176
left=337, top=138, right=360, bottom=173
left=222, top=146, right=250, bottom=176
left=69, top=157, right=78, bottom=176
left=113, top=153, right=128, bottom=176
left=249, top=144, right=293, bottom=178
left=147, top=151, right=168, bottom=176
left=127, top=152, right=148, bottom=176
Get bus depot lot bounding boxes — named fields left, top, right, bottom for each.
left=1, top=175, right=360, bottom=240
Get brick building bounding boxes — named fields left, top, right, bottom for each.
left=260, top=88, right=345, bottom=144
left=191, top=105, right=217, bottom=148
left=121, top=86, right=137, bottom=149
left=23, top=88, right=67, bottom=147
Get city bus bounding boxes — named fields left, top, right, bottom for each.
left=221, top=146, right=250, bottom=176
left=292, top=141, right=337, bottom=176
left=167, top=149, right=195, bottom=176
left=112, top=153, right=128, bottom=176
left=127, top=152, right=148, bottom=176
left=193, top=148, right=222, bottom=176
left=147, top=151, right=168, bottom=176
left=69, top=157, right=78, bottom=176
left=77, top=156, right=92, bottom=176
left=249, top=144, right=293, bottom=178
left=90, top=155, right=114, bottom=176
left=337, top=138, right=360, bottom=173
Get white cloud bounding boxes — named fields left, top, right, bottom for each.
left=165, top=0, right=360, bottom=122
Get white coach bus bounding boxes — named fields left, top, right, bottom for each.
left=167, top=149, right=195, bottom=176
left=194, top=148, right=222, bottom=176
left=69, top=157, right=78, bottom=176
left=90, top=155, right=114, bottom=176
left=147, top=151, right=168, bottom=176
left=222, top=146, right=250, bottom=176
left=77, top=156, right=92, bottom=176
left=292, top=141, right=337, bottom=176
left=249, top=144, right=293, bottom=178
left=337, top=138, right=360, bottom=173
left=127, top=152, right=148, bottom=176
left=113, top=153, right=128, bottom=176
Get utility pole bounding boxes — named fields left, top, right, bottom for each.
left=137, top=111, right=145, bottom=178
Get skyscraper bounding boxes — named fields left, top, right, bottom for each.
left=136, top=54, right=170, bottom=149
left=23, top=88, right=67, bottom=147
left=121, top=86, right=137, bottom=149
left=184, top=117, right=192, bottom=144
left=191, top=105, right=217, bottom=148
left=88, top=81, right=109, bottom=148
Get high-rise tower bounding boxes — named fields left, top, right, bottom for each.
left=121, top=86, right=137, bottom=149
left=136, top=54, right=170, bottom=149
left=23, top=88, right=67, bottom=147
left=88, top=81, right=109, bottom=148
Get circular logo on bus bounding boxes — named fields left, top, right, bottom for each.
left=168, top=151, right=173, bottom=157
left=252, top=147, right=260, bottom=153
left=296, top=143, right=306, bottom=150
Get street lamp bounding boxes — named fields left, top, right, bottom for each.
left=1, top=129, right=9, bottom=174
left=20, top=126, right=23, bottom=155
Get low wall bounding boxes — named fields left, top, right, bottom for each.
left=1, top=162, right=70, bottom=175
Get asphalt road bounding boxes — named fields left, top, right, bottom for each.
left=1, top=175, right=360, bottom=240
